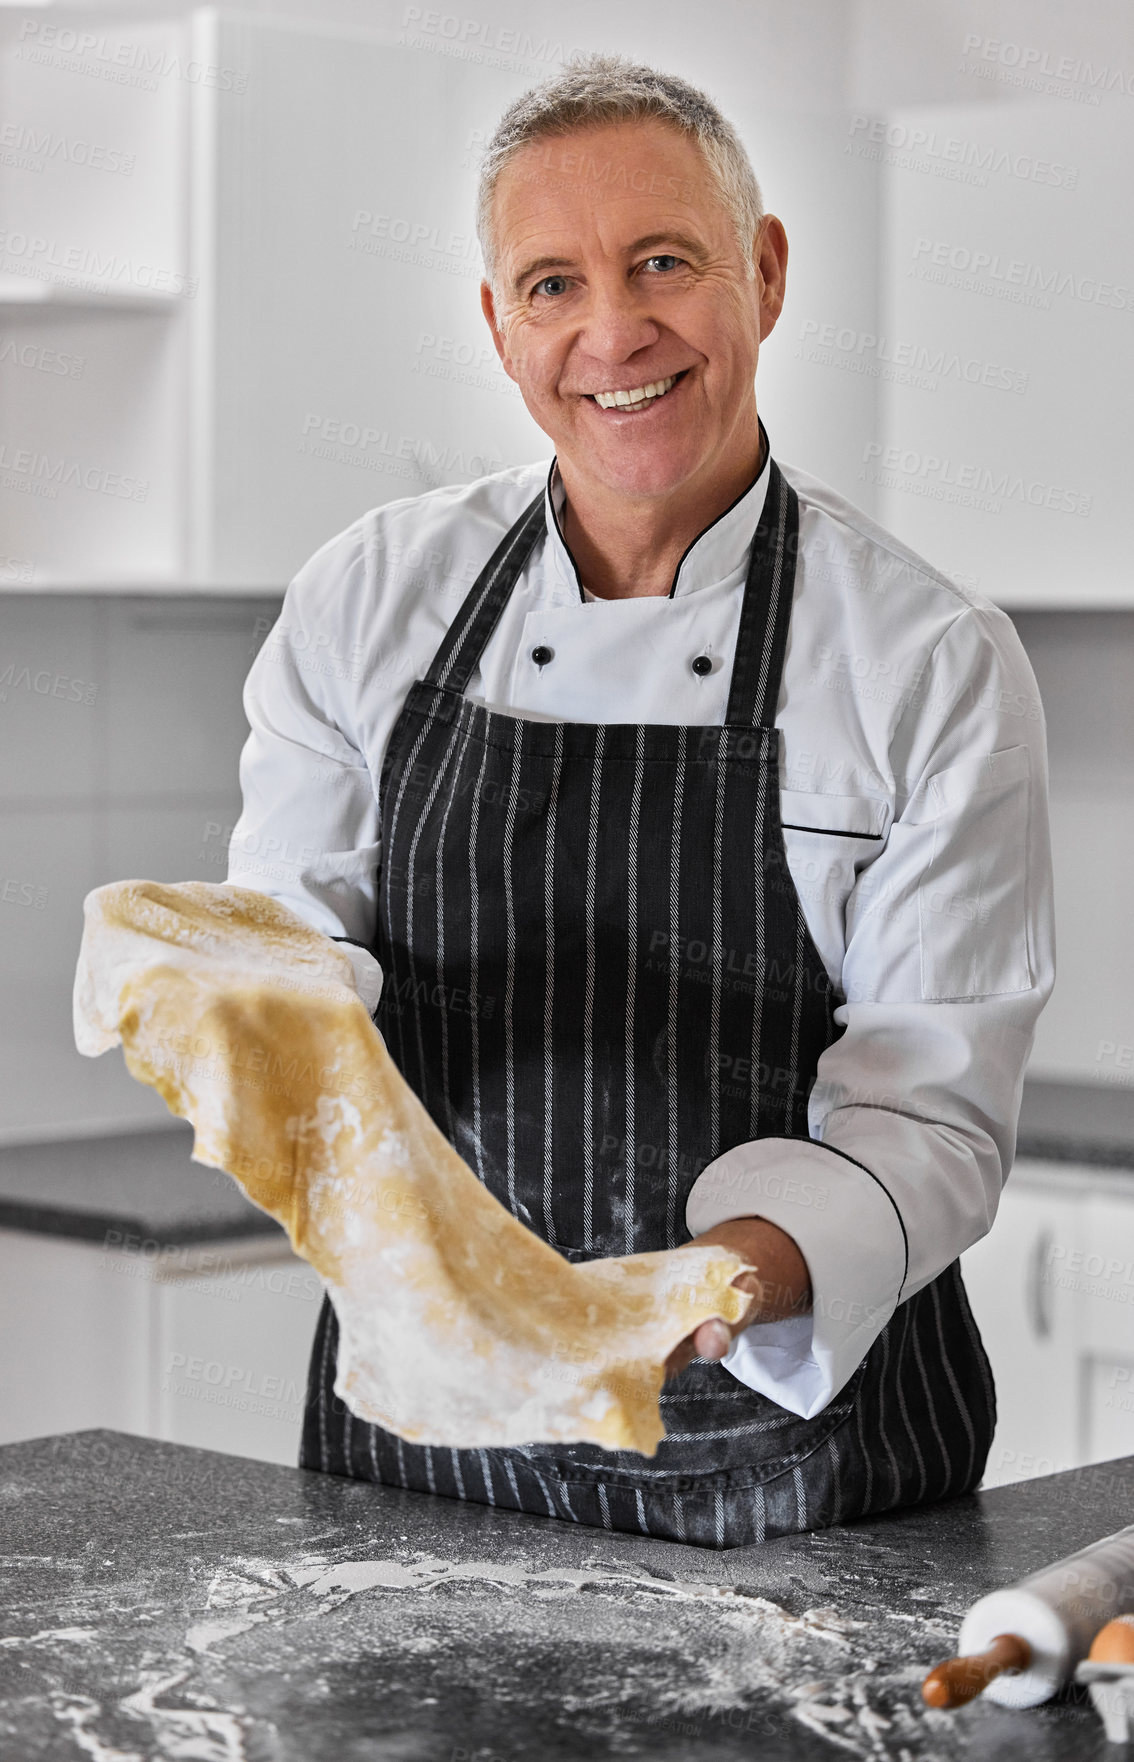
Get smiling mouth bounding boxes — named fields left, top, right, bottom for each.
left=586, top=370, right=687, bottom=410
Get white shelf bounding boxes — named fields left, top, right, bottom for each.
left=0, top=576, right=284, bottom=596
left=0, top=277, right=180, bottom=313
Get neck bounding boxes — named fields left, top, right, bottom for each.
left=558, top=423, right=766, bottom=601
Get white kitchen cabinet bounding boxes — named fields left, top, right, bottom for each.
left=1079, top=1193, right=1134, bottom=1467
left=0, top=13, right=191, bottom=589
left=962, top=1158, right=1134, bottom=1487
left=0, top=1225, right=322, bottom=1465
left=150, top=1237, right=322, bottom=1464
left=192, top=12, right=542, bottom=587
left=0, top=8, right=544, bottom=593
left=876, top=101, right=1134, bottom=607
left=0, top=1226, right=154, bottom=1443
left=961, top=1171, right=1081, bottom=1485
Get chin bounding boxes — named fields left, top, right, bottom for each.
left=590, top=453, right=705, bottom=501
left=573, top=428, right=700, bottom=485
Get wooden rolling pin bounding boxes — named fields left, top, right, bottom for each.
left=923, top=1522, right=1134, bottom=1710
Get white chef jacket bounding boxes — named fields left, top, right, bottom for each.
left=229, top=447, right=1055, bottom=1422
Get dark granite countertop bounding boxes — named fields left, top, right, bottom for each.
left=1, top=1430, right=1131, bottom=1760
left=1018, top=1079, right=1134, bottom=1171
left=0, top=1126, right=281, bottom=1248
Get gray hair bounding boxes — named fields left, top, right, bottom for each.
left=476, top=53, right=765, bottom=291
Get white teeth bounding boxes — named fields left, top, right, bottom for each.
left=593, top=374, right=678, bottom=410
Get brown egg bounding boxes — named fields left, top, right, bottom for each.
left=1089, top=1616, right=1134, bottom=1663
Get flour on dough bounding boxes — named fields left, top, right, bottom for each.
left=73, top=880, right=751, bottom=1455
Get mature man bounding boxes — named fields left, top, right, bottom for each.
left=230, top=57, right=1054, bottom=1546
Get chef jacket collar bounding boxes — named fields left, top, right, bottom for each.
left=542, top=424, right=773, bottom=602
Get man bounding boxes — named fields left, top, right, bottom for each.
left=230, top=56, right=1054, bottom=1547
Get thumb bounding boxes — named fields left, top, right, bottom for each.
left=694, top=1318, right=734, bottom=1361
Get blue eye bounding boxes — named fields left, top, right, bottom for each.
left=644, top=255, right=681, bottom=272
left=534, top=275, right=570, bottom=297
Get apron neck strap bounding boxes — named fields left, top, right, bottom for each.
left=723, top=458, right=801, bottom=729
left=425, top=492, right=546, bottom=694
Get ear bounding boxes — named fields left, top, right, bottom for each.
left=753, top=216, right=788, bottom=341
left=480, top=280, right=519, bottom=384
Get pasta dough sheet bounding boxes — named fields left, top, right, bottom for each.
left=73, top=880, right=752, bottom=1455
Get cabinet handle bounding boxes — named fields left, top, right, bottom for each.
left=1027, top=1228, right=1054, bottom=1340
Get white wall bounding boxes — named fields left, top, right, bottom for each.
left=0, top=596, right=266, bottom=1141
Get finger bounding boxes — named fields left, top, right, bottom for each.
left=667, top=1304, right=749, bottom=1377
left=693, top=1319, right=732, bottom=1361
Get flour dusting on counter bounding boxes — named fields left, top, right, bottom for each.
left=165, top=1544, right=969, bottom=1760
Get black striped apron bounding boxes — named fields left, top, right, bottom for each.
left=301, top=461, right=995, bottom=1547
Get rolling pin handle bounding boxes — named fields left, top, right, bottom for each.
left=922, top=1633, right=1033, bottom=1709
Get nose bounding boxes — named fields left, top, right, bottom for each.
left=579, top=273, right=661, bottom=366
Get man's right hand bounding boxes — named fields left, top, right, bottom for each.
left=665, top=1215, right=812, bottom=1379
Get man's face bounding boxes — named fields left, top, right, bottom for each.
left=481, top=119, right=787, bottom=507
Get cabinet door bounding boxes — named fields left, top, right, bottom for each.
left=1078, top=1196, right=1134, bottom=1467
left=151, top=1242, right=323, bottom=1466
left=877, top=101, right=1134, bottom=607
left=0, top=1227, right=153, bottom=1445
left=961, top=1180, right=1081, bottom=1487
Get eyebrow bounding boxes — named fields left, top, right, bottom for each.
left=510, top=232, right=709, bottom=296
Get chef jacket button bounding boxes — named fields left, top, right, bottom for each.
left=531, top=645, right=554, bottom=668
left=691, top=654, right=713, bottom=676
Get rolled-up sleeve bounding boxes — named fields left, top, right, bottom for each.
left=687, top=603, right=1056, bottom=1418
left=228, top=528, right=383, bottom=954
